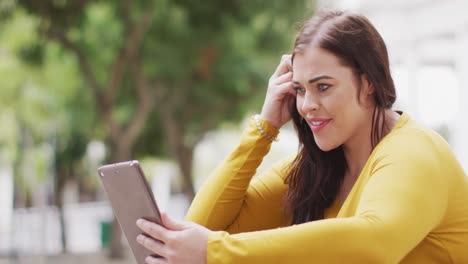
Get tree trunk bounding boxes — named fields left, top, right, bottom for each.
left=12, top=124, right=25, bottom=209
left=54, top=167, right=67, bottom=253
left=177, top=144, right=195, bottom=201
left=45, top=8, right=155, bottom=260
left=57, top=197, right=67, bottom=252
left=160, top=114, right=196, bottom=200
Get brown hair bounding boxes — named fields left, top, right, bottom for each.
left=285, top=9, right=396, bottom=224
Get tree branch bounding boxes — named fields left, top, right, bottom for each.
left=47, top=27, right=101, bottom=100
left=193, top=94, right=249, bottom=144
left=119, top=0, right=133, bottom=34
left=49, top=7, right=155, bottom=144
left=159, top=106, right=195, bottom=198
left=107, top=8, right=154, bottom=104
left=119, top=55, right=155, bottom=151
left=46, top=26, right=121, bottom=140
left=113, top=6, right=156, bottom=148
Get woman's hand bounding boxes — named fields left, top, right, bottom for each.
left=136, top=213, right=212, bottom=264
left=260, top=54, right=295, bottom=129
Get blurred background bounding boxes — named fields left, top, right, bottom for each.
left=0, top=0, right=467, bottom=263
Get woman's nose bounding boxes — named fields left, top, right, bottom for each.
left=301, top=92, right=319, bottom=113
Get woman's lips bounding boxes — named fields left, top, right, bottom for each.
left=307, top=118, right=332, bottom=133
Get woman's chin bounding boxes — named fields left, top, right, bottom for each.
left=315, top=138, right=340, bottom=152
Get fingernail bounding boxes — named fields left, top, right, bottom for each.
left=136, top=234, right=144, bottom=243
left=136, top=219, right=144, bottom=227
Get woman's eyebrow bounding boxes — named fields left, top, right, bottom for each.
left=293, top=75, right=333, bottom=85
left=308, top=75, right=333, bottom=84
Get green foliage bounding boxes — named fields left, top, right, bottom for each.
left=7, top=0, right=313, bottom=185
left=0, top=8, right=95, bottom=194
left=135, top=0, right=311, bottom=155
left=4, top=0, right=314, bottom=254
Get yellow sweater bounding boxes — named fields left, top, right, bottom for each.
left=186, top=113, right=468, bottom=263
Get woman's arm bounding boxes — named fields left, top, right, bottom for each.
left=185, top=116, right=286, bottom=231
left=205, top=132, right=449, bottom=264
left=223, top=155, right=293, bottom=234
left=186, top=54, right=295, bottom=231
left=136, top=55, right=299, bottom=264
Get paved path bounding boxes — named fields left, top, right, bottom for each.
left=0, top=251, right=134, bottom=264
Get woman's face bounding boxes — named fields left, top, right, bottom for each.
left=292, top=46, right=374, bottom=151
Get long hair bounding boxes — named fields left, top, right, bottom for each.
left=285, top=9, right=397, bottom=224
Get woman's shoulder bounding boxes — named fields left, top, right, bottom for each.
left=369, top=112, right=459, bottom=175
left=376, top=113, right=450, bottom=156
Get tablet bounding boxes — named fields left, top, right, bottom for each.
left=98, top=160, right=162, bottom=263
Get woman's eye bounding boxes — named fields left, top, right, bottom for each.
left=293, top=87, right=305, bottom=95
left=318, top=83, right=330, bottom=91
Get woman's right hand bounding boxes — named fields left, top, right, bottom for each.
left=260, top=54, right=295, bottom=129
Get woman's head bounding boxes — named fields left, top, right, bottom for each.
left=285, top=9, right=396, bottom=224
left=291, top=9, right=396, bottom=150
left=292, top=47, right=372, bottom=151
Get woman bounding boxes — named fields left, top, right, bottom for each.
left=135, top=10, right=468, bottom=263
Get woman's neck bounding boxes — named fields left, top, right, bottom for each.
left=343, top=136, right=372, bottom=180
left=343, top=109, right=400, bottom=179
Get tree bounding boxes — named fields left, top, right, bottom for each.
left=0, top=7, right=96, bottom=252
left=11, top=0, right=312, bottom=258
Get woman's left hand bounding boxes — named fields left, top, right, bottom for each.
left=136, top=213, right=212, bottom=264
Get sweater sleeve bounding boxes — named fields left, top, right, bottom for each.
left=185, top=116, right=291, bottom=232
left=205, top=131, right=449, bottom=264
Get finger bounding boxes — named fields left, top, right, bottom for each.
left=272, top=54, right=292, bottom=77
left=162, top=212, right=187, bottom=231
left=137, top=234, right=166, bottom=258
left=145, top=255, right=166, bottom=264
left=137, top=219, right=169, bottom=243
left=281, top=54, right=293, bottom=70
left=288, top=88, right=297, bottom=96
left=285, top=93, right=296, bottom=108
left=273, top=81, right=295, bottom=99
left=281, top=54, right=292, bottom=63
left=272, top=60, right=291, bottom=78
left=270, top=71, right=293, bottom=86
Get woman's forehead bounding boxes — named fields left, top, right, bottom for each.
left=293, top=47, right=341, bottom=69
left=292, top=48, right=353, bottom=82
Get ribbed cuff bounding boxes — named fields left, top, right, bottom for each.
left=250, top=115, right=279, bottom=142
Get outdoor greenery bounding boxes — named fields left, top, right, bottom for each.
left=0, top=0, right=313, bottom=258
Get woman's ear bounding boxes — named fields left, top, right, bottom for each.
left=361, top=74, right=374, bottom=95
left=360, top=74, right=375, bottom=106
